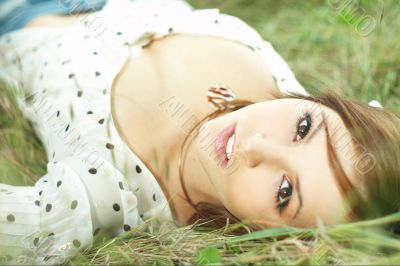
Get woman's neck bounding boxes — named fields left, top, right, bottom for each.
left=145, top=121, right=223, bottom=225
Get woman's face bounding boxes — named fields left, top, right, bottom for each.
left=193, top=98, right=359, bottom=228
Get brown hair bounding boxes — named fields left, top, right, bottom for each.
left=179, top=90, right=400, bottom=234
left=300, top=91, right=400, bottom=232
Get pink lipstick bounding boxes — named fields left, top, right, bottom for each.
left=215, top=122, right=236, bottom=168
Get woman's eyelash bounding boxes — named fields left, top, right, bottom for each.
left=275, top=175, right=293, bottom=213
left=293, top=112, right=312, bottom=142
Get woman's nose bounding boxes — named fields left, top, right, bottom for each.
left=240, top=133, right=290, bottom=168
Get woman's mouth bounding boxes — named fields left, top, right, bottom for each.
left=215, top=122, right=236, bottom=168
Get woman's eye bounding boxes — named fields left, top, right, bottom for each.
left=276, top=177, right=293, bottom=210
left=295, top=113, right=312, bottom=141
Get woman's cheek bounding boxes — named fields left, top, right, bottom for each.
left=222, top=174, right=271, bottom=220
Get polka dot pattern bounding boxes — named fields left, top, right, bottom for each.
left=88, top=168, right=97, bottom=174
left=113, top=203, right=120, bottom=212
left=106, top=143, right=114, bottom=149
left=33, top=237, right=39, bottom=247
left=45, top=204, right=52, bottom=212
left=71, top=200, right=78, bottom=210
left=72, top=239, right=81, bottom=248
left=136, top=165, right=142, bottom=173
left=7, top=214, right=15, bottom=222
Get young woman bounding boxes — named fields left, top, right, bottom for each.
left=0, top=0, right=399, bottom=264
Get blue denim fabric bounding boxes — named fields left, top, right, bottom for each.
left=0, top=0, right=108, bottom=35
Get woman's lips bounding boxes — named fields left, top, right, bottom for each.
left=215, top=122, right=236, bottom=168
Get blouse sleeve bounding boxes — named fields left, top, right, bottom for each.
left=0, top=146, right=146, bottom=265
left=0, top=157, right=94, bottom=265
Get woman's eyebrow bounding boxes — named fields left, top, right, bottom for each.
left=292, top=175, right=303, bottom=220
left=304, top=110, right=326, bottom=144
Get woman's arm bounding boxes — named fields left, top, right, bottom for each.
left=25, top=13, right=90, bottom=29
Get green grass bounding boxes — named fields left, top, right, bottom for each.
left=1, top=0, right=399, bottom=265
